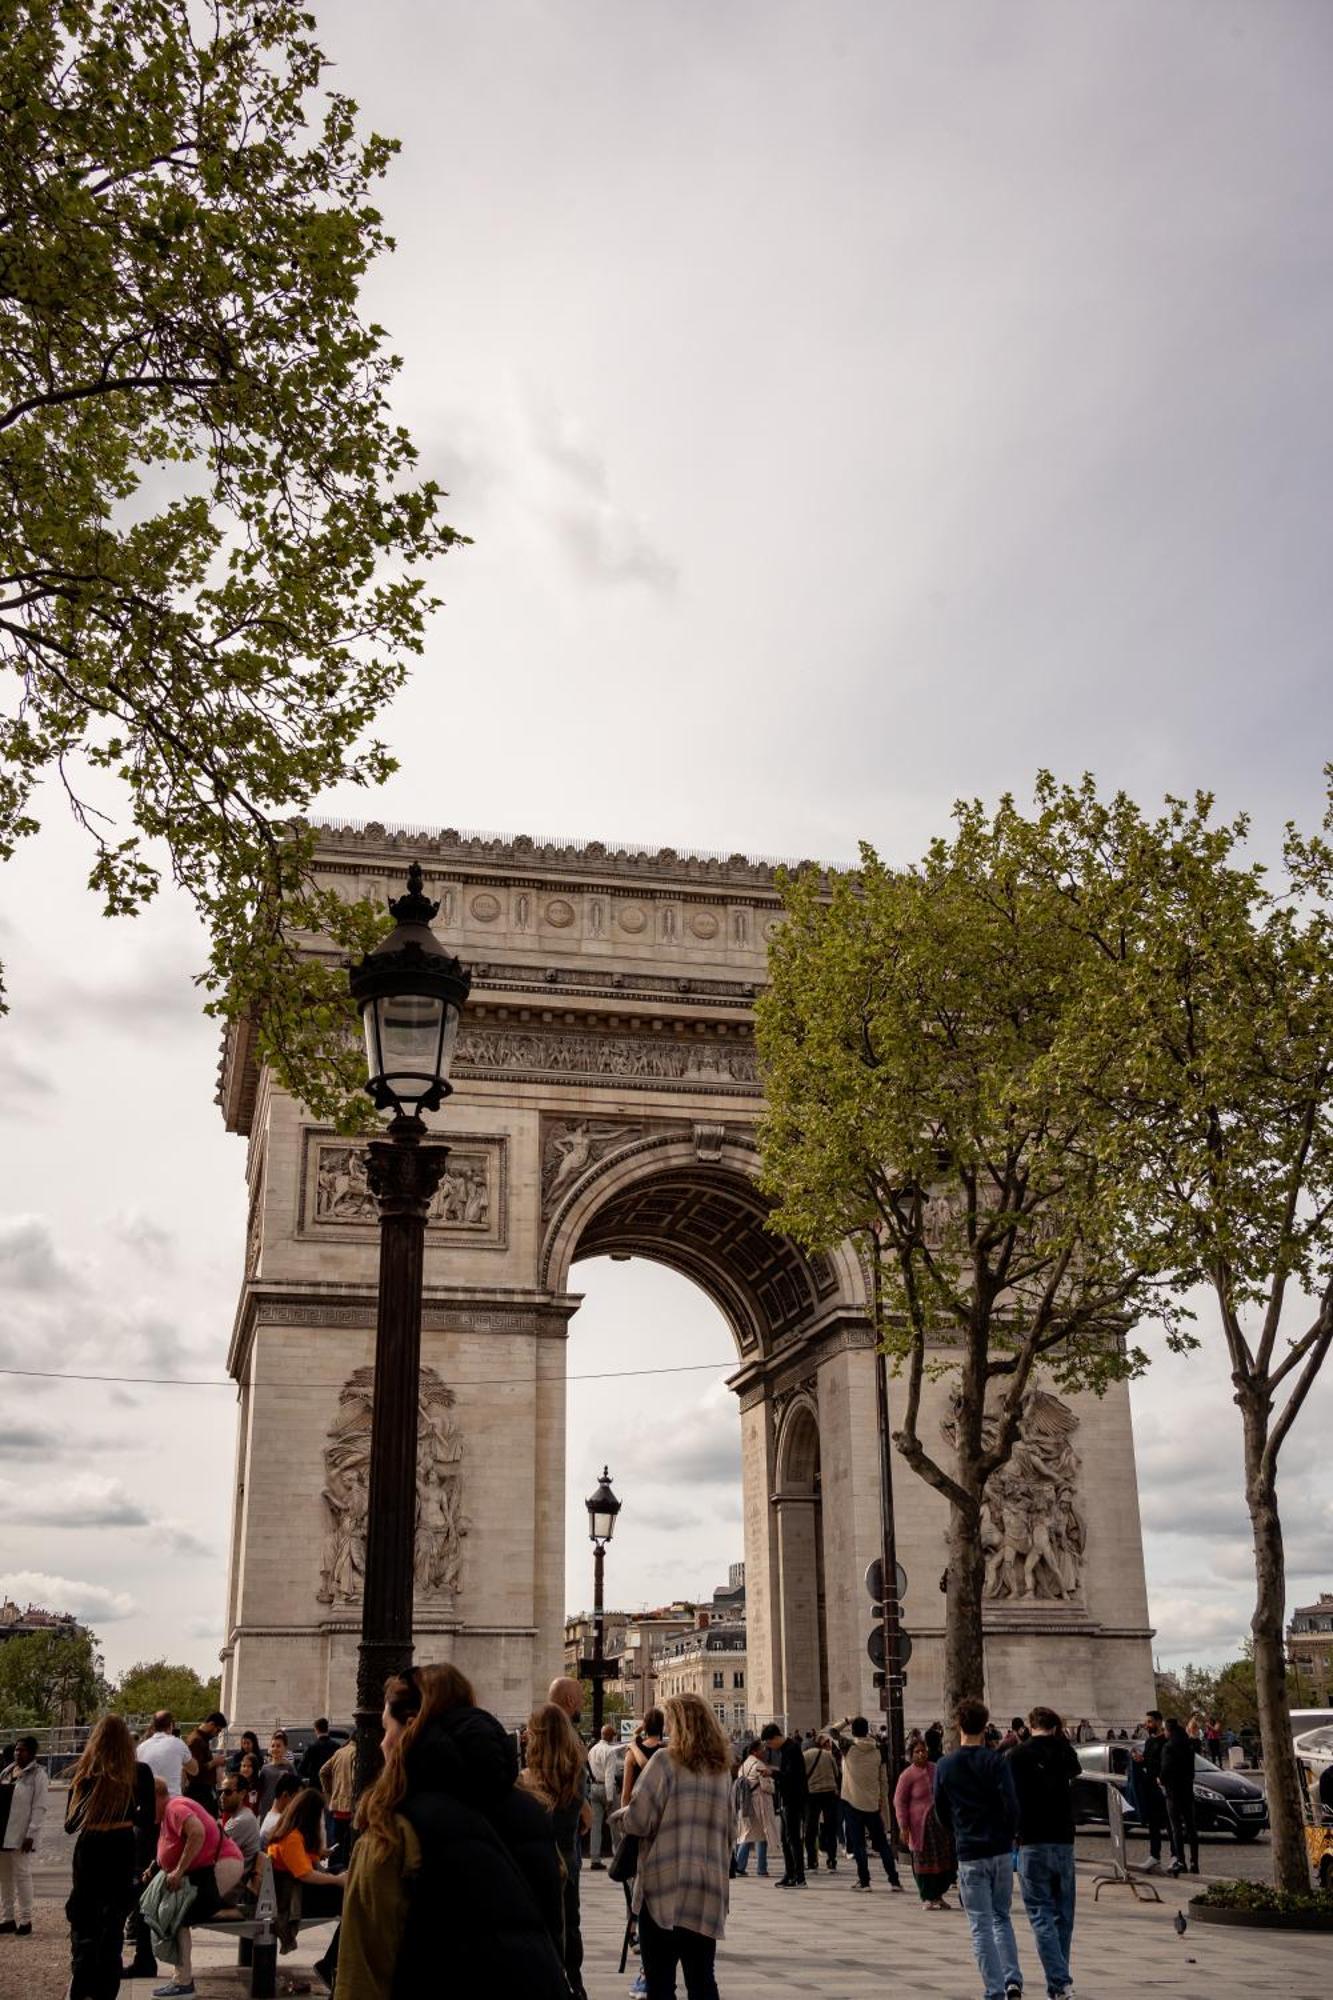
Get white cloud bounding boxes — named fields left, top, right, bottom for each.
left=0, top=1570, right=136, bottom=1624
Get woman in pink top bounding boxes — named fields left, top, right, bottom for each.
left=892, top=1740, right=955, bottom=1910
left=151, top=1782, right=244, bottom=1996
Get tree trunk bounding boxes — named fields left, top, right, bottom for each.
left=1241, top=1401, right=1310, bottom=1893
left=943, top=1495, right=987, bottom=1730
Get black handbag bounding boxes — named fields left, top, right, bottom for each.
left=607, top=1832, right=639, bottom=1883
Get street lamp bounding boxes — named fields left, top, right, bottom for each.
left=584, top=1467, right=622, bottom=1737
left=348, top=862, right=471, bottom=1792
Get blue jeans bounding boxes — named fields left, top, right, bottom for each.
left=1018, top=1843, right=1075, bottom=1995
left=733, top=1839, right=768, bottom=1874
left=842, top=1803, right=901, bottom=1886
left=957, top=1852, right=1022, bottom=2000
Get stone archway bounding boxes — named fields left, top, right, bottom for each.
left=539, top=1130, right=853, bottom=1726
left=215, top=824, right=1156, bottom=1734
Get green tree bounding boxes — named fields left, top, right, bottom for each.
left=756, top=803, right=1180, bottom=1725
left=1033, top=775, right=1333, bottom=1892
left=1, top=1, right=465, bottom=1125
left=113, top=1658, right=222, bottom=1724
left=0, top=1627, right=106, bottom=1724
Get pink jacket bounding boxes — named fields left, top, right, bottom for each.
left=892, top=1759, right=937, bottom=1851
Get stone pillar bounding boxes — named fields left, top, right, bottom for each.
left=774, top=1494, right=823, bottom=1731
left=816, top=1338, right=885, bottom=1722
left=740, top=1393, right=780, bottom=1725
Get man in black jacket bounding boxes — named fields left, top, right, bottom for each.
left=760, top=1723, right=808, bottom=1887
left=1161, top=1717, right=1199, bottom=1875
left=934, top=1700, right=1022, bottom=2000
left=1130, top=1710, right=1168, bottom=1872
left=1010, top=1707, right=1081, bottom=2000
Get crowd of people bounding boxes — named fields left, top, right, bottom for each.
left=3, top=1682, right=1323, bottom=2000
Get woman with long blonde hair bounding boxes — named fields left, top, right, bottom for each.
left=519, top=1703, right=591, bottom=1998
left=334, top=1665, right=566, bottom=2000
left=621, top=1693, right=734, bottom=2000
left=64, top=1715, right=155, bottom=1998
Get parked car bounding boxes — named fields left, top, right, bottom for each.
left=1072, top=1741, right=1269, bottom=1841
left=1293, top=1720, right=1333, bottom=1781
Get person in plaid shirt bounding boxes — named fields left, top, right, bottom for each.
left=621, top=1693, right=734, bottom=2000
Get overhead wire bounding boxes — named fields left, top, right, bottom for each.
left=0, top=1357, right=739, bottom=1391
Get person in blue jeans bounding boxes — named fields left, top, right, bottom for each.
left=933, top=1698, right=1023, bottom=2000
left=1008, top=1706, right=1081, bottom=2000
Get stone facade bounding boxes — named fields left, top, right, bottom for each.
left=656, top=1622, right=750, bottom=1734
left=216, top=824, right=1155, bottom=1732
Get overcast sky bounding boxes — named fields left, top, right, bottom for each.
left=4, top=0, right=1333, bottom=1689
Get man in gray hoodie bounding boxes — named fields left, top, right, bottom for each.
left=839, top=1717, right=903, bottom=1892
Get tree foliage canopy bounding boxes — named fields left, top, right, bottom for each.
left=755, top=794, right=1185, bottom=1713
left=1, top=0, right=464, bottom=1123
left=113, top=1657, right=223, bottom=1724
left=0, top=1626, right=106, bottom=1725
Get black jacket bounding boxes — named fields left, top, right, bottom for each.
left=1160, top=1730, right=1196, bottom=1796
left=393, top=1706, right=567, bottom=2000
left=933, top=1745, right=1019, bottom=1861
left=298, top=1735, right=339, bottom=1786
left=776, top=1739, right=809, bottom=1808
left=1008, top=1732, right=1081, bottom=1845
left=1141, top=1732, right=1165, bottom=1784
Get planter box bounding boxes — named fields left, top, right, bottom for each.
left=1189, top=1898, right=1333, bottom=1933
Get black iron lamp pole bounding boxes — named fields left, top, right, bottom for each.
left=348, top=863, right=471, bottom=1797
left=584, top=1467, right=622, bottom=1737
left=871, top=1228, right=907, bottom=1782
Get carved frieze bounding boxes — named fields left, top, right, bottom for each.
left=453, top=1025, right=760, bottom=1093
left=944, top=1389, right=1087, bottom=1604
left=317, top=1365, right=467, bottom=1606
left=301, top=1133, right=508, bottom=1249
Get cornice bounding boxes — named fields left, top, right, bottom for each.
left=310, top=818, right=844, bottom=894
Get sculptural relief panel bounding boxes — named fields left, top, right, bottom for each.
left=944, top=1389, right=1087, bottom=1605
left=300, top=1133, right=507, bottom=1248
left=453, top=1025, right=760, bottom=1093
left=317, top=1365, right=467, bottom=1605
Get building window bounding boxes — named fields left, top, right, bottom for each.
left=714, top=1703, right=726, bottom=1720
left=733, top=1672, right=745, bottom=1688
left=713, top=1671, right=724, bottom=1689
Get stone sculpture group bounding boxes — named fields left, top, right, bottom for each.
left=317, top=1365, right=467, bottom=1604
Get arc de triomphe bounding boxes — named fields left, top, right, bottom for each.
left=216, top=824, right=1155, bottom=1730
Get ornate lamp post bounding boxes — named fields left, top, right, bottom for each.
left=348, top=862, right=471, bottom=1791
left=583, top=1467, right=622, bottom=1737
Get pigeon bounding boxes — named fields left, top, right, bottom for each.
left=1173, top=1910, right=1188, bottom=1936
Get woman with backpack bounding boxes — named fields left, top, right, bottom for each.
left=732, top=1739, right=778, bottom=1877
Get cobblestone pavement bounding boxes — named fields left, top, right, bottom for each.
left=8, top=1828, right=1316, bottom=2000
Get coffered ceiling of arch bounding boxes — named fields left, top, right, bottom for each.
left=571, top=1168, right=838, bottom=1357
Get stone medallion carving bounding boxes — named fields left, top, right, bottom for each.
left=944, top=1389, right=1086, bottom=1602
left=541, top=1118, right=643, bottom=1212
left=470, top=891, right=502, bottom=922
left=545, top=898, right=576, bottom=928
left=689, top=910, right=720, bottom=940
left=617, top=904, right=647, bottom=934
left=317, top=1365, right=467, bottom=1605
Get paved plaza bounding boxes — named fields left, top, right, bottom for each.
left=11, top=1842, right=1328, bottom=2000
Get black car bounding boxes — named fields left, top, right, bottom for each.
left=1072, top=1742, right=1269, bottom=1841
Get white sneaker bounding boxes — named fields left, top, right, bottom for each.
left=1141, top=1856, right=1161, bottom=1873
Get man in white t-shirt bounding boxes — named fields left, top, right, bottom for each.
left=586, top=1723, right=620, bottom=1869
left=135, top=1712, right=197, bottom=1797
